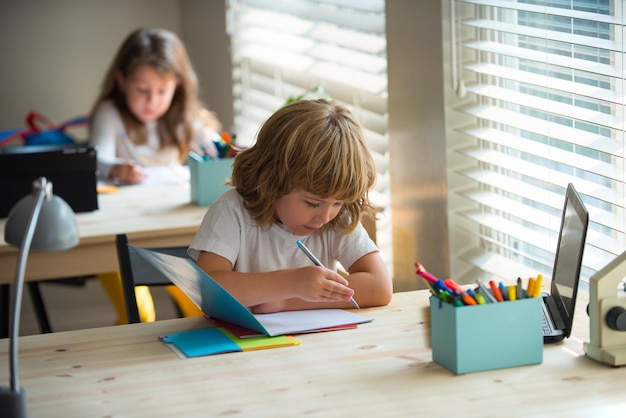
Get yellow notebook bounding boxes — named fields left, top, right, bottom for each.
left=160, top=327, right=300, bottom=358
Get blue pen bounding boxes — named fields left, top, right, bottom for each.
left=296, top=240, right=360, bottom=309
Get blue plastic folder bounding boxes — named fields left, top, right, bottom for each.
left=131, top=247, right=373, bottom=336
left=161, top=327, right=300, bottom=358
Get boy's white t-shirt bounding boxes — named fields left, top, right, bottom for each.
left=188, top=189, right=378, bottom=273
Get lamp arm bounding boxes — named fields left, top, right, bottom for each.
left=9, top=186, right=46, bottom=392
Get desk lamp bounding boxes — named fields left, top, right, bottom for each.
left=1, top=177, right=79, bottom=418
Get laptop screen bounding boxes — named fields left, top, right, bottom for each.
left=550, top=183, right=589, bottom=338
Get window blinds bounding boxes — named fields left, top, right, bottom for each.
left=448, top=0, right=624, bottom=286
left=227, top=0, right=391, bottom=265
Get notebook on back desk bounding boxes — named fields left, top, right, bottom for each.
left=541, top=183, right=589, bottom=344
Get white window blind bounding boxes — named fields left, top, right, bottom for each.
left=226, top=0, right=392, bottom=268
left=448, top=0, right=625, bottom=288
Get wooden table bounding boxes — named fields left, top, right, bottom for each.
left=1, top=290, right=624, bottom=417
left=0, top=181, right=208, bottom=284
left=0, top=179, right=209, bottom=336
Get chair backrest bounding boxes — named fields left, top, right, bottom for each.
left=115, top=233, right=191, bottom=323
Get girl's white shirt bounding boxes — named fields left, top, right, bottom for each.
left=89, top=100, right=219, bottom=179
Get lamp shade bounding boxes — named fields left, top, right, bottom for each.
left=4, top=189, right=79, bottom=251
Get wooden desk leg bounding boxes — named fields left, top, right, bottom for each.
left=1, top=284, right=9, bottom=338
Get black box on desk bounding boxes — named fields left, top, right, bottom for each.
left=0, top=144, right=98, bottom=218
left=429, top=295, right=543, bottom=374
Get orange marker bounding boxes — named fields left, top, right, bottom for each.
left=461, top=293, right=477, bottom=305
left=489, top=280, right=504, bottom=302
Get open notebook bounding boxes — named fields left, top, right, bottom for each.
left=131, top=246, right=373, bottom=337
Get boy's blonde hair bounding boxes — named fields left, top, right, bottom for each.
left=89, top=28, right=220, bottom=162
left=231, top=98, right=378, bottom=233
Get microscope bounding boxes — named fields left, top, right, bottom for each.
left=584, top=251, right=626, bottom=366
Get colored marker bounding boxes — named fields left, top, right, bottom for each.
left=297, top=240, right=359, bottom=309
left=477, top=280, right=498, bottom=303
left=533, top=274, right=543, bottom=298
left=460, top=293, right=477, bottom=305
left=498, top=282, right=508, bottom=301
left=421, top=278, right=438, bottom=296
left=516, top=277, right=523, bottom=299
left=527, top=277, right=536, bottom=299
left=467, top=288, right=482, bottom=304
left=443, top=278, right=466, bottom=294
left=489, top=280, right=504, bottom=302
left=474, top=292, right=487, bottom=305
left=415, top=262, right=439, bottom=284
left=508, top=285, right=516, bottom=301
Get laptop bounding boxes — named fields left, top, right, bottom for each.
left=0, top=144, right=99, bottom=217
left=541, top=183, right=589, bottom=344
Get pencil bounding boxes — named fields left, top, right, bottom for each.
left=120, top=132, right=143, bottom=166
left=296, top=240, right=360, bottom=309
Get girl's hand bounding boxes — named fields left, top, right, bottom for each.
left=110, top=162, right=146, bottom=184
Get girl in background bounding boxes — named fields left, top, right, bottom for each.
left=89, top=27, right=221, bottom=184
left=89, top=28, right=219, bottom=323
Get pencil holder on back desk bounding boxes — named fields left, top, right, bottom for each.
left=188, top=152, right=233, bottom=206
left=429, top=296, right=543, bottom=374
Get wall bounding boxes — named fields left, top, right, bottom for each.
left=0, top=0, right=232, bottom=134
left=387, top=1, right=449, bottom=291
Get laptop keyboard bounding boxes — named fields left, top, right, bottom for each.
left=542, top=312, right=551, bottom=334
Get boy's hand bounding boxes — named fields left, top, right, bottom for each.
left=293, top=266, right=354, bottom=303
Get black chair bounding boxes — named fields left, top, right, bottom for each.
left=115, top=233, right=189, bottom=324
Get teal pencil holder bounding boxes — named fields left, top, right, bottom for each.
left=188, top=152, right=233, bottom=206
left=429, top=295, right=543, bottom=374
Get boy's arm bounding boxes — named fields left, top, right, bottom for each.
left=252, top=251, right=393, bottom=313
left=195, top=250, right=356, bottom=309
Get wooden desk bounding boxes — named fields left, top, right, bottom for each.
left=0, top=182, right=208, bottom=284
left=1, top=290, right=624, bottom=417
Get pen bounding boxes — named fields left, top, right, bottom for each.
left=296, top=240, right=360, bottom=309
